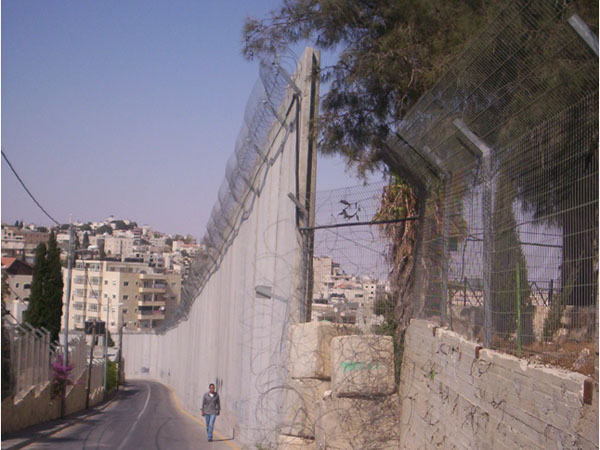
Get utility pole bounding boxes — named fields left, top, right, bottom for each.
left=85, top=319, right=96, bottom=409
left=117, top=322, right=124, bottom=389
left=64, top=217, right=73, bottom=366
left=103, top=296, right=110, bottom=400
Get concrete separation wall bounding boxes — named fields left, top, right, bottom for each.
left=122, top=48, right=320, bottom=447
left=399, top=319, right=598, bottom=449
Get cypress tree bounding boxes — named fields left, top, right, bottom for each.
left=45, top=232, right=64, bottom=342
left=82, top=232, right=90, bottom=250
left=23, top=233, right=64, bottom=342
left=24, top=242, right=47, bottom=329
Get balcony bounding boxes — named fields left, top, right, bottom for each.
left=136, top=310, right=164, bottom=321
left=137, top=299, right=165, bottom=308
left=139, top=273, right=166, bottom=281
left=138, top=284, right=166, bottom=294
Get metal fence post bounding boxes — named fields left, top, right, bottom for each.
left=16, top=326, right=23, bottom=396
left=440, top=174, right=451, bottom=327
left=23, top=323, right=37, bottom=391
left=26, top=329, right=33, bottom=391
left=453, top=119, right=493, bottom=347
left=8, top=325, right=18, bottom=397
left=481, top=153, right=493, bottom=348
left=41, top=327, right=51, bottom=385
left=33, top=331, right=39, bottom=389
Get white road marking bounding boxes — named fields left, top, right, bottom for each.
left=116, top=382, right=151, bottom=450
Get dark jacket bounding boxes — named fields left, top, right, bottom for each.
left=201, top=392, right=221, bottom=415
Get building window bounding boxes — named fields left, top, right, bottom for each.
left=113, top=281, right=116, bottom=286
left=123, top=295, right=128, bottom=300
left=124, top=281, right=129, bottom=286
left=104, top=280, right=108, bottom=285
left=88, top=304, right=99, bottom=312
left=73, top=302, right=84, bottom=310
left=123, top=308, right=128, bottom=314
left=15, top=283, right=20, bottom=288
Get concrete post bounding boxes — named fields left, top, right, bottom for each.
left=294, top=48, right=320, bottom=325
left=64, top=225, right=74, bottom=367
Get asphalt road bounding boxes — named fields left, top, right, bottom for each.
left=5, top=380, right=238, bottom=450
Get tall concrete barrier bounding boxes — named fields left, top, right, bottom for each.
left=122, top=48, right=320, bottom=447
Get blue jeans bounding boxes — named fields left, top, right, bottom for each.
left=205, top=413, right=216, bottom=440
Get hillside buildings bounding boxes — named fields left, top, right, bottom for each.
left=311, top=255, right=389, bottom=329
left=2, top=219, right=193, bottom=333
left=2, top=219, right=201, bottom=277
left=1, top=226, right=50, bottom=264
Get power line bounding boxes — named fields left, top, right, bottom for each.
left=1, top=149, right=61, bottom=226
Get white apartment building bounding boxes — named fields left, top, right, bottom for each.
left=171, top=241, right=201, bottom=256
left=61, top=260, right=181, bottom=336
left=103, top=236, right=136, bottom=257
left=1, top=257, right=33, bottom=323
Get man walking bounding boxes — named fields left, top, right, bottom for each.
left=201, top=383, right=220, bottom=442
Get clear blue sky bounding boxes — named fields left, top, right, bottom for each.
left=1, top=0, right=379, bottom=238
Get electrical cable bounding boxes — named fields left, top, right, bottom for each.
left=1, top=149, right=61, bottom=226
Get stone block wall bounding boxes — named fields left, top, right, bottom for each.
left=278, top=319, right=597, bottom=449
left=281, top=322, right=399, bottom=449
left=398, top=319, right=598, bottom=450
left=279, top=322, right=355, bottom=448
left=330, top=334, right=395, bottom=397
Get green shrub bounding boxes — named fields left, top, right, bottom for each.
left=107, top=360, right=119, bottom=391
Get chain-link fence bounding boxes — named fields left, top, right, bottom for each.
left=396, top=0, right=598, bottom=375
left=308, top=1, right=597, bottom=378
left=1, top=318, right=88, bottom=399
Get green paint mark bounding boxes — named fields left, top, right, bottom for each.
left=429, top=369, right=435, bottom=381
left=340, top=361, right=382, bottom=373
